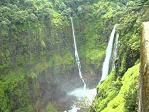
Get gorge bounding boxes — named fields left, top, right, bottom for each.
left=0, top=0, right=148, bottom=112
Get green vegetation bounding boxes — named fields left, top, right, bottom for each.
left=0, top=0, right=148, bottom=111
left=0, top=0, right=107, bottom=111
left=89, top=0, right=149, bottom=111
left=90, top=64, right=139, bottom=112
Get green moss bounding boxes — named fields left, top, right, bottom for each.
left=91, top=71, right=120, bottom=112
left=91, top=64, right=139, bottom=112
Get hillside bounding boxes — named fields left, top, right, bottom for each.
left=0, top=0, right=148, bottom=112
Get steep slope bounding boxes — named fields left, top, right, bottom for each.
left=0, top=0, right=105, bottom=111
left=89, top=0, right=149, bottom=112
left=1, top=0, right=149, bottom=111
left=90, top=64, right=139, bottom=112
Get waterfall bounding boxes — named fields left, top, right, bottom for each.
left=100, top=25, right=117, bottom=81
left=113, top=33, right=119, bottom=68
left=70, top=17, right=86, bottom=90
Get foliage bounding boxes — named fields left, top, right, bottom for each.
left=89, top=0, right=146, bottom=111
left=0, top=0, right=146, bottom=111
left=124, top=85, right=138, bottom=112
left=90, top=70, right=121, bottom=112
left=0, top=0, right=75, bottom=111
left=0, top=70, right=33, bottom=112
left=90, top=64, right=139, bottom=112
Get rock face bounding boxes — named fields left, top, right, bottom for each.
left=140, top=22, right=149, bottom=112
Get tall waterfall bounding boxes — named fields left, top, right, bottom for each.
left=70, top=17, right=86, bottom=90
left=100, top=25, right=117, bottom=81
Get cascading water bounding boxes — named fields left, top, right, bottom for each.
left=66, top=17, right=97, bottom=112
left=70, top=17, right=86, bottom=90
left=100, top=25, right=117, bottom=81
left=67, top=24, right=118, bottom=112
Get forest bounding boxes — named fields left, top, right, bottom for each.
left=0, top=0, right=148, bottom=112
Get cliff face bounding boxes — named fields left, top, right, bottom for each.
left=1, top=0, right=149, bottom=111
left=139, top=22, right=149, bottom=112
left=0, top=1, right=106, bottom=111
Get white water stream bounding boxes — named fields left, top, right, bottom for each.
left=70, top=17, right=86, bottom=90
left=66, top=17, right=96, bottom=112
left=67, top=19, right=117, bottom=112
left=100, top=25, right=117, bottom=81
